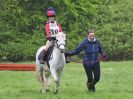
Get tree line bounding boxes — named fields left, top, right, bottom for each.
left=0, top=0, right=133, bottom=62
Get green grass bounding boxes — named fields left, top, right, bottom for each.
left=0, top=61, right=133, bottom=99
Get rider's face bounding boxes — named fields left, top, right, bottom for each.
left=48, top=16, right=55, bottom=22
left=88, top=32, right=95, bottom=41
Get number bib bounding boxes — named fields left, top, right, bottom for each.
left=49, top=21, right=59, bottom=37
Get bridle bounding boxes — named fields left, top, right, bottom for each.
left=54, top=33, right=66, bottom=53
left=56, top=43, right=65, bottom=49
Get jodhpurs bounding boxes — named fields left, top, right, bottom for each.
left=83, top=62, right=100, bottom=85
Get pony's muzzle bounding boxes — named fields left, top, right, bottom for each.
left=59, top=47, right=65, bottom=53
left=60, top=48, right=65, bottom=53
left=59, top=44, right=65, bottom=53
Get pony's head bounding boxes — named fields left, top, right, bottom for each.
left=56, top=32, right=66, bottom=53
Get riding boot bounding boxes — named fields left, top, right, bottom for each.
left=65, top=54, right=70, bottom=63
left=39, top=49, right=47, bottom=64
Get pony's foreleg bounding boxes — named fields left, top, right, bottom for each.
left=44, top=71, right=51, bottom=92
left=54, top=68, right=64, bottom=94
left=36, top=65, right=45, bottom=94
left=50, top=68, right=59, bottom=94
left=58, top=69, right=64, bottom=85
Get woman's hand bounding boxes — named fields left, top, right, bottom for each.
left=64, top=51, right=73, bottom=56
left=100, top=53, right=108, bottom=60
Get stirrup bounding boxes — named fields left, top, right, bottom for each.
left=39, top=59, right=45, bottom=64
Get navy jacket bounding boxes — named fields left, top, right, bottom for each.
left=69, top=38, right=104, bottom=63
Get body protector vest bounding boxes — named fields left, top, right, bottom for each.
left=49, top=21, right=59, bottom=37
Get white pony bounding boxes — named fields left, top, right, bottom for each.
left=36, top=32, right=66, bottom=94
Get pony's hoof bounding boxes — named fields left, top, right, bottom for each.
left=40, top=89, right=45, bottom=94
left=46, top=88, right=50, bottom=92
left=42, top=91, right=45, bottom=94
left=54, top=90, right=58, bottom=94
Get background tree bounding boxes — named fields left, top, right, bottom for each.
left=0, top=0, right=133, bottom=62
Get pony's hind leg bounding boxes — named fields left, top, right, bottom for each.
left=54, top=79, right=59, bottom=94
left=44, top=71, right=51, bottom=92
left=58, top=68, right=64, bottom=86
left=36, top=65, right=45, bottom=94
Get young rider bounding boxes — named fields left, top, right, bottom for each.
left=39, top=7, right=69, bottom=64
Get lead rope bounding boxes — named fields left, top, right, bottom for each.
left=67, top=56, right=103, bottom=64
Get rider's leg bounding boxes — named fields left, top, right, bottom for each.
left=39, top=40, right=52, bottom=64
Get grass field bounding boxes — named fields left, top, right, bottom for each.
left=0, top=61, right=133, bottom=99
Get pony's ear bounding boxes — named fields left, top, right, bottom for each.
left=62, top=31, right=66, bottom=34
left=64, top=34, right=66, bottom=40
left=61, top=31, right=66, bottom=40
left=63, top=33, right=66, bottom=40
left=58, top=32, right=63, bottom=34
left=62, top=32, right=66, bottom=39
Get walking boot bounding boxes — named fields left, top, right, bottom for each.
left=86, top=82, right=92, bottom=91
left=91, top=80, right=96, bottom=92
left=39, top=49, right=47, bottom=64
left=91, top=85, right=96, bottom=92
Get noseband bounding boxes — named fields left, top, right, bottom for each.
left=55, top=39, right=65, bottom=52
left=57, top=43, right=65, bottom=49
left=55, top=33, right=66, bottom=52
